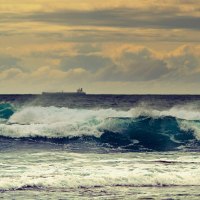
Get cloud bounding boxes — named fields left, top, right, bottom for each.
left=167, top=45, right=199, bottom=71
left=0, top=68, right=24, bottom=80
left=2, top=44, right=200, bottom=83
left=59, top=45, right=199, bottom=82
left=96, top=47, right=169, bottom=81
left=0, top=1, right=200, bottom=94
left=60, top=54, right=113, bottom=72
left=3, top=7, right=198, bottom=30
left=163, top=45, right=200, bottom=82
left=31, top=66, right=90, bottom=81
left=62, top=44, right=200, bottom=83
left=0, top=44, right=200, bottom=94
left=0, top=54, right=21, bottom=70
left=0, top=66, right=91, bottom=84
left=0, top=0, right=199, bottom=13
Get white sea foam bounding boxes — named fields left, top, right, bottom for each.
left=0, top=152, right=200, bottom=191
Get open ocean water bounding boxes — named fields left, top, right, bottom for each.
left=0, top=94, right=200, bottom=199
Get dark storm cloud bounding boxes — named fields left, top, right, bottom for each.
left=1, top=8, right=200, bottom=30
left=14, top=8, right=200, bottom=30
left=25, top=29, right=200, bottom=43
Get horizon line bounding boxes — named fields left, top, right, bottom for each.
left=0, top=93, right=200, bottom=96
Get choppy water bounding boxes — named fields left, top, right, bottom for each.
left=0, top=94, right=200, bottom=199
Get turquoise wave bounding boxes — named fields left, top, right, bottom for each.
left=0, top=103, right=199, bottom=151
left=0, top=103, right=14, bottom=119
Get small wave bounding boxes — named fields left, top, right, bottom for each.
left=0, top=168, right=200, bottom=191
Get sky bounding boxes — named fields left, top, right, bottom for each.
left=0, top=0, right=200, bottom=94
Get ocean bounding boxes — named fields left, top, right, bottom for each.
left=0, top=94, right=200, bottom=199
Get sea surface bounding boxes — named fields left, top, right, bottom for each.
left=0, top=94, right=200, bottom=199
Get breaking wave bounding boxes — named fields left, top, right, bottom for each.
left=0, top=103, right=200, bottom=151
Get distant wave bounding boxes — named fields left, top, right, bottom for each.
left=0, top=103, right=200, bottom=151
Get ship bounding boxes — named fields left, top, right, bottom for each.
left=42, top=88, right=86, bottom=95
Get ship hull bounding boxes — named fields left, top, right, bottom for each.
left=42, top=92, right=86, bottom=96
